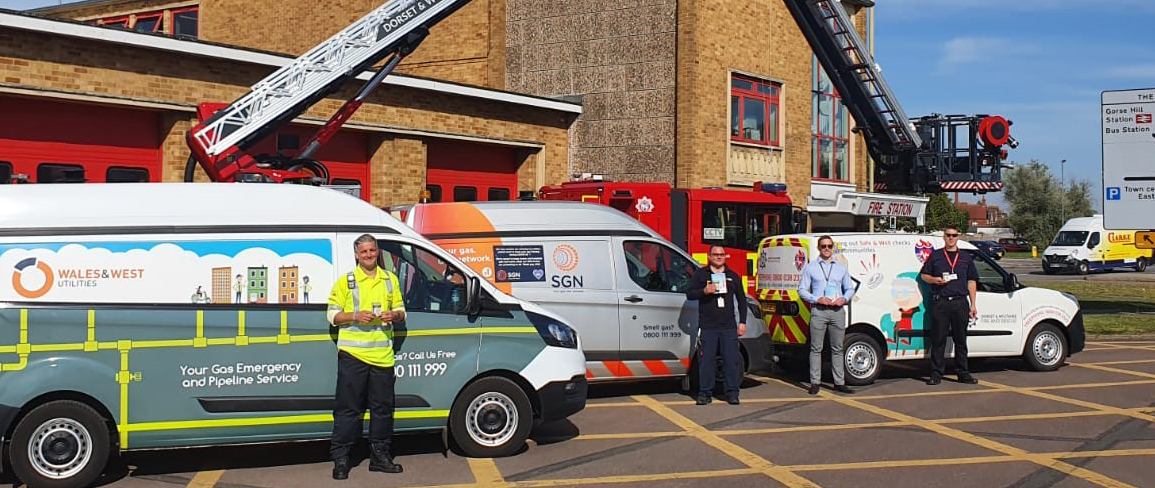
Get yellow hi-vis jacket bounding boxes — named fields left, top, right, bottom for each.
left=327, top=265, right=405, bottom=368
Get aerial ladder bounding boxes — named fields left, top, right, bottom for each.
left=785, top=0, right=1018, bottom=193
left=184, top=0, right=472, bottom=184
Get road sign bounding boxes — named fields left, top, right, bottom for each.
left=1102, top=88, right=1155, bottom=229
left=1137, top=231, right=1155, bottom=250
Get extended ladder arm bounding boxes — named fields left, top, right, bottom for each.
left=186, top=0, right=472, bottom=182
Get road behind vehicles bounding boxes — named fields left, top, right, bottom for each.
left=756, top=233, right=1085, bottom=385
left=1042, top=215, right=1152, bottom=275
left=0, top=184, right=586, bottom=488
left=403, top=201, right=775, bottom=384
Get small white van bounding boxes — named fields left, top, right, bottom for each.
left=1042, top=215, right=1152, bottom=274
left=402, top=201, right=775, bottom=384
left=0, top=184, right=586, bottom=488
left=756, top=233, right=1085, bottom=385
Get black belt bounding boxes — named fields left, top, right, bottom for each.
left=936, top=295, right=968, bottom=301
left=814, top=304, right=844, bottom=310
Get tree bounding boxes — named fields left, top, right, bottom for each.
left=1003, top=160, right=1094, bottom=248
left=924, top=193, right=969, bottom=232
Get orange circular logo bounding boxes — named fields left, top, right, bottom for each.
left=553, top=245, right=579, bottom=272
left=12, top=257, right=54, bottom=299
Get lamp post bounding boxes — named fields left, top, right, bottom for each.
left=1060, top=159, right=1066, bottom=222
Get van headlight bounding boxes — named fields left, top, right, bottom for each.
left=746, top=295, right=764, bottom=321
left=528, top=312, right=578, bottom=348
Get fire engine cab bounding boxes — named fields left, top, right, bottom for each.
left=539, top=179, right=807, bottom=294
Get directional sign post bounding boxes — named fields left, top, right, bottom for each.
left=1102, top=88, right=1155, bottom=230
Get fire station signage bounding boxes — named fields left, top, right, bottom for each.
left=1102, top=88, right=1155, bottom=230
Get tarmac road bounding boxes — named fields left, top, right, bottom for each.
left=997, top=258, right=1155, bottom=283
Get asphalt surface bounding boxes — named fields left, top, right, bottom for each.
left=5, top=340, right=1155, bottom=488
left=998, top=258, right=1154, bottom=283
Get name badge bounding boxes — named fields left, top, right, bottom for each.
left=823, top=284, right=839, bottom=299
left=941, top=272, right=958, bottom=282
left=717, top=296, right=725, bottom=308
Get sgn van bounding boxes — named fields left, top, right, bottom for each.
left=401, top=201, right=775, bottom=386
left=0, top=183, right=586, bottom=488
left=756, top=233, right=1085, bottom=385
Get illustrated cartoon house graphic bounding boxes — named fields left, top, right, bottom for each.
left=211, top=267, right=232, bottom=304
left=247, top=266, right=268, bottom=304
left=279, top=266, right=298, bottom=304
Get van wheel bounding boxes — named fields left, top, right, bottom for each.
left=1042, top=264, right=1056, bottom=275
left=1077, top=261, right=1090, bottom=275
left=10, top=401, right=111, bottom=488
left=1136, top=258, right=1148, bottom=272
left=450, top=377, right=532, bottom=458
left=1023, top=324, right=1067, bottom=371
left=843, top=333, right=882, bottom=386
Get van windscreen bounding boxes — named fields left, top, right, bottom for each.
left=1052, top=231, right=1088, bottom=246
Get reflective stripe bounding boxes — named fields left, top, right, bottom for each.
left=348, top=271, right=359, bottom=312
left=341, top=323, right=390, bottom=333
left=338, top=339, right=393, bottom=348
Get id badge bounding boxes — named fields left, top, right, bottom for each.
left=941, top=272, right=957, bottom=282
left=717, top=296, right=725, bottom=308
left=823, top=283, right=839, bottom=299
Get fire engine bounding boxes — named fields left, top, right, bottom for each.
left=539, top=179, right=807, bottom=293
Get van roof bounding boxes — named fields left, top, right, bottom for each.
left=762, top=233, right=976, bottom=250
left=408, top=201, right=663, bottom=238
left=1060, top=216, right=1102, bottom=230
left=0, top=183, right=413, bottom=234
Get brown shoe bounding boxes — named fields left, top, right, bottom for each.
left=807, top=384, right=820, bottom=395
left=833, top=385, right=854, bottom=394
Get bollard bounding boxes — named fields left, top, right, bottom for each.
left=1031, top=245, right=1037, bottom=258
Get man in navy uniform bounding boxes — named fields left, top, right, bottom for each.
left=919, top=226, right=980, bottom=385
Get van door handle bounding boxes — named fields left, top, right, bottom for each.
left=624, top=295, right=644, bottom=303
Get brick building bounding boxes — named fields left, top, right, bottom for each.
left=5, top=0, right=925, bottom=229
left=1, top=0, right=579, bottom=207
left=955, top=195, right=1007, bottom=228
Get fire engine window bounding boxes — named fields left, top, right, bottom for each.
left=37, top=164, right=85, bottom=183
left=702, top=202, right=743, bottom=249
left=331, top=178, right=361, bottom=187
left=622, top=241, right=697, bottom=293
left=173, top=8, right=199, bottom=38
left=487, top=188, right=511, bottom=201
left=0, top=162, right=10, bottom=184
left=453, top=186, right=477, bottom=202
left=106, top=166, right=150, bottom=183
left=425, top=184, right=442, bottom=203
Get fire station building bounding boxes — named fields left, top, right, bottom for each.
left=0, top=0, right=925, bottom=229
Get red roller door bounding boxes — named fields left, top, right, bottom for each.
left=426, top=141, right=518, bottom=202
left=0, top=96, right=160, bottom=183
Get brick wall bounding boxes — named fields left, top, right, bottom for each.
left=0, top=25, right=571, bottom=206
left=507, top=0, right=677, bottom=183
left=33, top=0, right=192, bottom=20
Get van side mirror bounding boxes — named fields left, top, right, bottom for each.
left=1004, top=272, right=1021, bottom=291
left=792, top=209, right=808, bottom=233
left=466, top=276, right=481, bottom=315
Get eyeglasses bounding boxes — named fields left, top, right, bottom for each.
left=708, top=253, right=728, bottom=257
left=944, top=233, right=960, bottom=238
left=818, top=244, right=834, bottom=249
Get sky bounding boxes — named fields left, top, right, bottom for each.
left=2, top=0, right=1151, bottom=211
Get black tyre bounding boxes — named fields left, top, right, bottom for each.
left=1042, top=262, right=1056, bottom=275
left=1023, top=323, right=1067, bottom=371
left=1137, top=258, right=1148, bottom=273
left=1077, top=261, right=1090, bottom=275
left=843, top=333, right=882, bottom=386
left=10, top=401, right=111, bottom=488
left=450, top=376, right=532, bottom=458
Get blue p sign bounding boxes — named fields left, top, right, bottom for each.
left=1106, top=187, right=1122, bottom=200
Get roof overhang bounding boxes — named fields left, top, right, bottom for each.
left=0, top=9, right=583, bottom=115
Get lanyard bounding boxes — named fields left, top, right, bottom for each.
left=819, top=260, right=834, bottom=282
left=944, top=251, right=960, bottom=274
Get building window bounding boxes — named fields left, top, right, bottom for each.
left=0, top=161, right=11, bottom=184
left=37, top=163, right=85, bottom=183
left=94, top=7, right=198, bottom=38
left=133, top=13, right=161, bottom=33
left=172, top=7, right=199, bottom=38
left=106, top=166, right=150, bottom=183
left=425, top=184, right=443, bottom=203
left=487, top=188, right=511, bottom=201
left=730, top=75, right=780, bottom=146
left=812, top=58, right=850, bottom=182
left=453, top=186, right=478, bottom=202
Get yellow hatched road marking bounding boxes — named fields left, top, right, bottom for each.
left=1088, top=359, right=1155, bottom=366
left=186, top=470, right=225, bottom=488
left=981, top=379, right=1155, bottom=422
left=513, top=468, right=761, bottom=487
left=467, top=458, right=511, bottom=488
left=1074, top=361, right=1155, bottom=380
left=632, top=395, right=822, bottom=488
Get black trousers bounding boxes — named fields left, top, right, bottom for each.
left=698, top=328, right=742, bottom=400
left=330, top=350, right=395, bottom=461
left=929, top=297, right=970, bottom=378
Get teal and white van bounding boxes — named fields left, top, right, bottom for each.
left=0, top=184, right=586, bottom=488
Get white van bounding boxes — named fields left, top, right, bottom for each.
left=756, top=233, right=1085, bottom=385
left=402, top=201, right=774, bottom=384
left=0, top=184, right=586, bottom=488
left=1042, top=215, right=1152, bottom=274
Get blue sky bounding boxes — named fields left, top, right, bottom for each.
left=4, top=0, right=1151, bottom=210
left=872, top=0, right=1155, bottom=209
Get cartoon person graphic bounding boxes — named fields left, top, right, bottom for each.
left=302, top=275, right=311, bottom=303
left=191, top=285, right=210, bottom=304
left=880, top=272, right=927, bottom=354
left=233, top=274, right=244, bottom=304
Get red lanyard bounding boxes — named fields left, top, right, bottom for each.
left=944, top=251, right=959, bottom=273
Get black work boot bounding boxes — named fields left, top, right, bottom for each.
left=369, top=444, right=403, bottom=473
left=332, top=457, right=350, bottom=480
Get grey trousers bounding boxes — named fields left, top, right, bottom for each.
left=810, top=307, right=847, bottom=386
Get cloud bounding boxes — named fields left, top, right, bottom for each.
left=937, top=37, right=1040, bottom=74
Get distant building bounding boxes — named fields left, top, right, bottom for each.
left=247, top=266, right=268, bottom=304
left=954, top=195, right=1007, bottom=229
left=279, top=266, right=298, bottom=304
left=211, top=267, right=231, bottom=304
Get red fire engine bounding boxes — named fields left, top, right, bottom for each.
left=539, top=179, right=807, bottom=294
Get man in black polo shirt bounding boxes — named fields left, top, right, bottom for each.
left=919, top=226, right=980, bottom=385
left=686, top=245, right=747, bottom=405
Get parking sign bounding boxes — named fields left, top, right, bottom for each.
left=1102, top=88, right=1155, bottom=229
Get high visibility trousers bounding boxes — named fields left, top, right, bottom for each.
left=330, top=350, right=396, bottom=460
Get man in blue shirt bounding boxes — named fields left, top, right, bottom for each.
left=798, top=235, right=857, bottom=394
